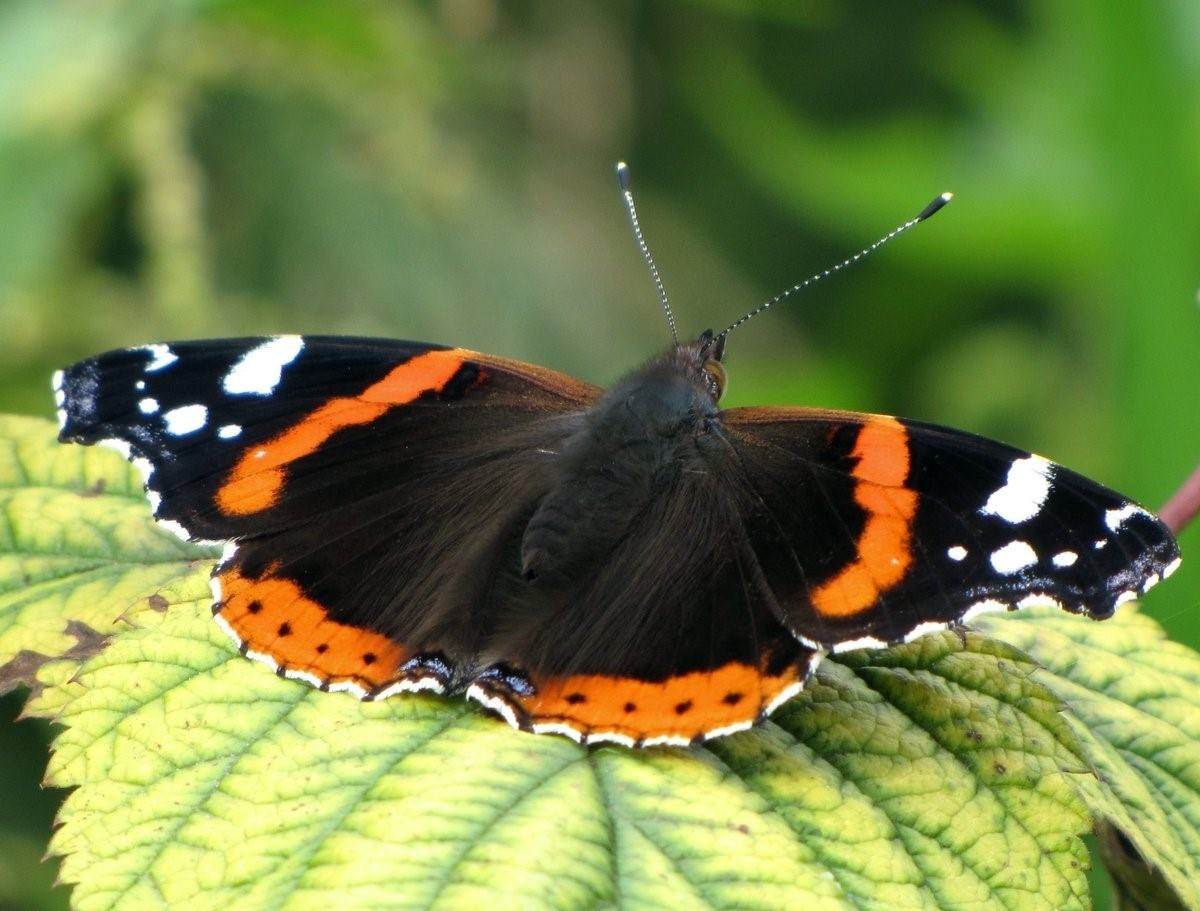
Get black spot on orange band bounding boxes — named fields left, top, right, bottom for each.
left=217, top=567, right=409, bottom=690
left=510, top=658, right=806, bottom=743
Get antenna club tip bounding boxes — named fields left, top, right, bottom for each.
left=616, top=161, right=631, bottom=190
left=916, top=190, right=954, bottom=222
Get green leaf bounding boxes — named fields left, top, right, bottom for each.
left=978, top=609, right=1200, bottom=910
left=1, top=415, right=1154, bottom=910
left=0, top=415, right=216, bottom=696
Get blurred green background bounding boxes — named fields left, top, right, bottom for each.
left=1, top=1, right=1197, bottom=908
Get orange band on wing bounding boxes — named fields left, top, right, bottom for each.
left=217, top=349, right=470, bottom=515
left=811, top=417, right=918, bottom=617
left=217, top=567, right=408, bottom=688
left=515, top=659, right=802, bottom=742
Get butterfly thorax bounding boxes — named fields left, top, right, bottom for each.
left=519, top=343, right=722, bottom=586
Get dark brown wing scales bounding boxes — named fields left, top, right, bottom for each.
left=723, top=407, right=1180, bottom=651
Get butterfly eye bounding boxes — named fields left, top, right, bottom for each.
left=703, top=359, right=726, bottom=400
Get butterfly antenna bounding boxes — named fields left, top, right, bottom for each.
left=717, top=191, right=954, bottom=340
left=617, top=161, right=678, bottom=346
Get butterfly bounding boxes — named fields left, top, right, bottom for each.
left=53, top=167, right=1180, bottom=748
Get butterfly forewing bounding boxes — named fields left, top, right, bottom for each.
left=723, top=407, right=1180, bottom=651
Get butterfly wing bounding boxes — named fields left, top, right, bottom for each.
left=56, top=336, right=600, bottom=696
left=467, top=463, right=820, bottom=747
left=721, top=406, right=1181, bottom=651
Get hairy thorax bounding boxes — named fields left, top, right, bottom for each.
left=519, top=355, right=721, bottom=585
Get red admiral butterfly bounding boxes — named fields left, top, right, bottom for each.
left=54, top=166, right=1180, bottom=747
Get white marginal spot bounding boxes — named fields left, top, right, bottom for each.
left=1164, top=557, right=1183, bottom=579
left=947, top=545, right=968, bottom=562
left=961, top=599, right=1008, bottom=623
left=327, top=680, right=369, bottom=699
left=530, top=721, right=588, bottom=743
left=903, top=620, right=949, bottom=643
left=217, top=424, right=242, bottom=439
left=1095, top=539, right=1108, bottom=550
left=135, top=380, right=146, bottom=391
left=146, top=490, right=161, bottom=514
left=98, top=438, right=132, bottom=459
left=981, top=454, right=1053, bottom=524
left=223, top=336, right=304, bottom=396
left=209, top=574, right=223, bottom=606
left=990, top=540, right=1038, bottom=575
left=466, top=684, right=522, bottom=730
left=56, top=408, right=67, bottom=429
left=284, top=669, right=326, bottom=689
left=765, top=677, right=808, bottom=715
left=212, top=611, right=241, bottom=649
left=374, top=677, right=446, bottom=699
left=243, top=647, right=280, bottom=675
left=163, top=404, right=208, bottom=436
left=639, top=734, right=693, bottom=748
left=138, top=397, right=159, bottom=414
left=1017, top=593, right=1063, bottom=610
left=1105, top=503, right=1150, bottom=532
left=580, top=730, right=638, bottom=748
left=1142, top=573, right=1160, bottom=593
left=130, top=456, right=154, bottom=484
left=1052, top=551, right=1078, bottom=568
left=830, top=635, right=888, bottom=654
left=1114, top=590, right=1138, bottom=608
left=701, top=720, right=756, bottom=741
left=155, top=518, right=192, bottom=542
left=142, top=344, right=178, bottom=372
left=219, top=541, right=239, bottom=567
left=52, top=369, right=64, bottom=393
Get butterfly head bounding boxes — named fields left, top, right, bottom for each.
left=694, top=329, right=726, bottom=402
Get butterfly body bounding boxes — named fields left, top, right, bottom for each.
left=55, top=333, right=1181, bottom=747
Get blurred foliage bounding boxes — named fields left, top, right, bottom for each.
left=0, top=0, right=1197, bottom=908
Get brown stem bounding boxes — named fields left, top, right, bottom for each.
left=1159, top=463, right=1200, bottom=535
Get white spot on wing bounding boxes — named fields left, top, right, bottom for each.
left=1017, top=593, right=1062, bottom=610
left=1114, top=590, right=1138, bottom=607
left=217, top=424, right=242, bottom=439
left=947, top=545, right=968, bottom=562
left=155, top=518, right=192, bottom=541
left=1105, top=503, right=1151, bottom=532
left=990, top=540, right=1038, bottom=574
left=163, top=404, right=207, bottom=435
left=640, top=734, right=693, bottom=748
left=701, top=720, right=755, bottom=741
left=223, top=336, right=304, bottom=396
left=138, top=397, right=159, bottom=414
left=1142, top=573, right=1160, bottom=593
left=765, top=678, right=808, bottom=715
left=98, top=438, right=132, bottom=459
left=903, top=621, right=948, bottom=642
left=466, top=684, right=522, bottom=729
left=981, top=455, right=1053, bottom=524
left=142, top=344, right=177, bottom=372
left=830, top=635, right=888, bottom=654
left=530, top=721, right=586, bottom=743
left=1052, top=551, right=1078, bottom=568
left=1164, top=557, right=1183, bottom=579
left=961, top=599, right=1007, bottom=623
left=374, top=677, right=445, bottom=699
